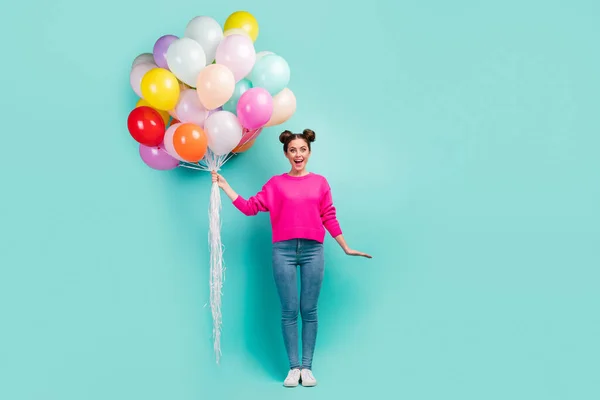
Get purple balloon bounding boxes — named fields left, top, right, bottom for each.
left=139, top=143, right=180, bottom=170
left=153, top=35, right=178, bottom=69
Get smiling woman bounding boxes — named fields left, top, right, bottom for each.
left=210, top=127, right=371, bottom=387
left=279, top=129, right=315, bottom=174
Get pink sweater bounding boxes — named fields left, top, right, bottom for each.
left=232, top=172, right=343, bottom=243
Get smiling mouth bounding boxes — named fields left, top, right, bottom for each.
left=294, top=159, right=304, bottom=165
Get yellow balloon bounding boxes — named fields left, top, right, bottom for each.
left=140, top=68, right=180, bottom=111
left=224, top=11, right=259, bottom=42
left=135, top=98, right=171, bottom=126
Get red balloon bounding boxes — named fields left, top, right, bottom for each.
left=127, top=106, right=166, bottom=146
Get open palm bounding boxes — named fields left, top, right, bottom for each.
left=345, top=249, right=372, bottom=258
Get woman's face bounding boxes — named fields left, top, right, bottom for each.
left=285, top=138, right=311, bottom=172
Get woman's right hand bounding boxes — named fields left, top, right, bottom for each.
left=211, top=171, right=228, bottom=189
left=211, top=171, right=240, bottom=201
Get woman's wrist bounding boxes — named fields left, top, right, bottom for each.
left=334, top=234, right=349, bottom=252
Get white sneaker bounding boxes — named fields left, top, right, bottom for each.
left=300, top=369, right=317, bottom=387
left=283, top=368, right=301, bottom=387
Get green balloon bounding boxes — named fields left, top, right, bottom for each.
left=222, top=78, right=253, bottom=114
left=248, top=54, right=290, bottom=95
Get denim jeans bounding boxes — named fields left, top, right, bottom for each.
left=272, top=239, right=325, bottom=370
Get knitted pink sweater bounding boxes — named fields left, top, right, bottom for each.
left=232, top=172, right=342, bottom=243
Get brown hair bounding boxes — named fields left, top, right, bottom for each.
left=279, top=129, right=316, bottom=152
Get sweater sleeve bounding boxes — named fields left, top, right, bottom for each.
left=232, top=182, right=271, bottom=216
left=320, top=184, right=342, bottom=238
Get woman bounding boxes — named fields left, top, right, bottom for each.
left=212, top=129, right=371, bottom=387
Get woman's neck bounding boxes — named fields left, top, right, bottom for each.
left=288, top=169, right=309, bottom=177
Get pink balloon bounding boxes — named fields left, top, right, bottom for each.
left=162, top=123, right=185, bottom=161
left=175, top=89, right=208, bottom=127
left=236, top=88, right=273, bottom=130
left=215, top=34, right=256, bottom=82
left=139, top=143, right=180, bottom=170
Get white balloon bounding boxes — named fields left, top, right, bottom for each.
left=204, top=111, right=243, bottom=156
left=184, top=16, right=223, bottom=65
left=166, top=38, right=206, bottom=87
left=132, top=53, right=154, bottom=69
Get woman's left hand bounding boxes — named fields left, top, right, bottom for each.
left=344, top=248, right=372, bottom=258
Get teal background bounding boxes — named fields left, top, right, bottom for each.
left=1, top=0, right=599, bottom=399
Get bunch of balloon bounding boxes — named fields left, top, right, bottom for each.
left=126, top=10, right=296, bottom=363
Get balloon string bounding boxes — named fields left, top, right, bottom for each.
left=179, top=163, right=204, bottom=171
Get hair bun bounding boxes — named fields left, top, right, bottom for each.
left=302, top=129, right=316, bottom=142
left=279, top=130, right=293, bottom=144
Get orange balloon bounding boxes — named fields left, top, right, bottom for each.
left=233, top=139, right=255, bottom=153
left=173, top=123, right=208, bottom=162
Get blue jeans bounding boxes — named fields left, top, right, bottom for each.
left=272, top=239, right=325, bottom=371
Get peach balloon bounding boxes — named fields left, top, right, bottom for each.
left=233, top=139, right=255, bottom=153
left=196, top=64, right=235, bottom=110
left=265, top=88, right=296, bottom=127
